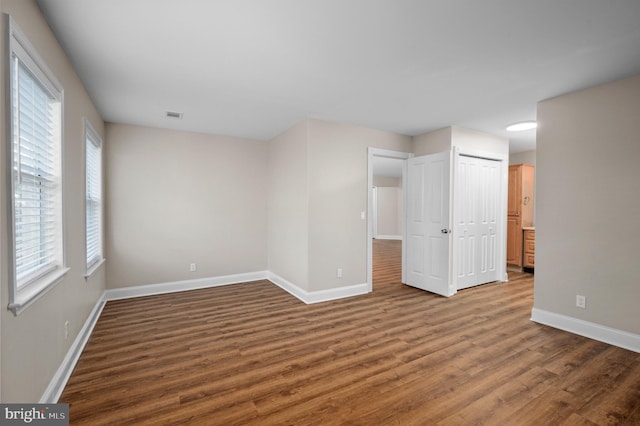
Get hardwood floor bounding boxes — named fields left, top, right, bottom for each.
left=61, top=239, right=640, bottom=425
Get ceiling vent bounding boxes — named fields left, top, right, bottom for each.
left=166, top=111, right=183, bottom=119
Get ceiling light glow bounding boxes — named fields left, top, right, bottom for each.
left=506, top=121, right=537, bottom=132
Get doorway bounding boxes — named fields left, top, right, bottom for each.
left=367, top=148, right=413, bottom=292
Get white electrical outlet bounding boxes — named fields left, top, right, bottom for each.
left=190, top=263, right=197, bottom=272
left=337, top=268, right=343, bottom=278
left=576, top=295, right=586, bottom=309
left=64, top=321, right=70, bottom=340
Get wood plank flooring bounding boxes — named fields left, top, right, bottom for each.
left=61, top=239, right=640, bottom=425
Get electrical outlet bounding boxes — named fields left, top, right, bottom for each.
left=576, top=295, right=586, bottom=309
left=64, top=321, right=70, bottom=340
left=337, top=268, right=343, bottom=278
left=190, top=263, right=197, bottom=272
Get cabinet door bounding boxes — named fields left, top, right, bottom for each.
left=507, top=216, right=522, bottom=266
left=521, top=165, right=535, bottom=227
left=508, top=166, right=521, bottom=216
left=523, top=230, right=535, bottom=268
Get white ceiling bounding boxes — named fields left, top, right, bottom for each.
left=37, top=0, right=640, bottom=153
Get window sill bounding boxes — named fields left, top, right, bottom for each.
left=8, top=267, right=70, bottom=316
left=85, top=258, right=106, bottom=280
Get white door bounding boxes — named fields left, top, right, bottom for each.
left=454, top=155, right=501, bottom=289
left=404, top=151, right=454, bottom=296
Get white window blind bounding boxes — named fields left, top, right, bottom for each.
left=85, top=122, right=103, bottom=271
left=12, top=57, right=62, bottom=287
left=7, top=16, right=66, bottom=314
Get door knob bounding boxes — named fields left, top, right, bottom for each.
left=441, top=229, right=451, bottom=234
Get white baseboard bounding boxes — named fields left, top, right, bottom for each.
left=40, top=292, right=107, bottom=403
left=531, top=308, right=640, bottom=353
left=268, top=272, right=369, bottom=304
left=105, top=271, right=269, bottom=301
left=374, top=235, right=402, bottom=240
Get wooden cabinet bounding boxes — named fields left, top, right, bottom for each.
left=507, top=164, right=534, bottom=267
left=523, top=229, right=535, bottom=269
left=506, top=216, right=522, bottom=265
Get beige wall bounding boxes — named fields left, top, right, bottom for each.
left=535, top=74, right=640, bottom=334
left=268, top=121, right=309, bottom=290
left=307, top=119, right=412, bottom=291
left=413, top=127, right=452, bottom=156
left=373, top=176, right=401, bottom=187
left=105, top=124, right=268, bottom=288
left=413, top=126, right=509, bottom=157
left=0, top=0, right=106, bottom=402
left=375, top=187, right=402, bottom=237
left=510, top=149, right=536, bottom=165
left=451, top=126, right=509, bottom=155
left=373, top=177, right=402, bottom=237
left=267, top=118, right=411, bottom=292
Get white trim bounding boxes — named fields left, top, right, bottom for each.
left=268, top=272, right=369, bottom=304
left=84, top=117, right=104, bottom=275
left=372, top=186, right=378, bottom=238
left=40, top=292, right=107, bottom=403
left=8, top=267, right=70, bottom=315
left=374, top=235, right=402, bottom=240
left=531, top=308, right=640, bottom=353
left=6, top=15, right=67, bottom=316
left=84, top=257, right=105, bottom=280
left=105, top=271, right=269, bottom=301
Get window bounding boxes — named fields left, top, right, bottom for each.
left=85, top=119, right=104, bottom=276
left=7, top=16, right=67, bottom=314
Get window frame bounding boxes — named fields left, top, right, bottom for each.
left=6, top=15, right=68, bottom=315
left=84, top=118, right=105, bottom=278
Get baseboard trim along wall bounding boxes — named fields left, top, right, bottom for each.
left=40, top=293, right=108, bottom=403
left=41, top=270, right=371, bottom=402
left=531, top=308, right=640, bottom=354
left=374, top=235, right=402, bottom=240
left=105, top=271, right=269, bottom=300
left=267, top=272, right=370, bottom=304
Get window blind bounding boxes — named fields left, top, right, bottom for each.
left=12, top=56, right=62, bottom=288
left=85, top=128, right=102, bottom=269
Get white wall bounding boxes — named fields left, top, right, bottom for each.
left=105, top=124, right=268, bottom=289
left=306, top=119, right=412, bottom=291
left=268, top=121, right=309, bottom=290
left=0, top=0, right=106, bottom=402
left=374, top=180, right=402, bottom=238
left=535, top=74, right=640, bottom=335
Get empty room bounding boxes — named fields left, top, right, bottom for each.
left=1, top=1, right=639, bottom=424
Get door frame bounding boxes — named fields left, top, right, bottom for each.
left=452, top=147, right=509, bottom=287
left=367, top=148, right=413, bottom=292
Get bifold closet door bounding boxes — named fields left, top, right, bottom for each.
left=454, top=155, right=501, bottom=290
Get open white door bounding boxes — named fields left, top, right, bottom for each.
left=404, top=151, right=454, bottom=296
